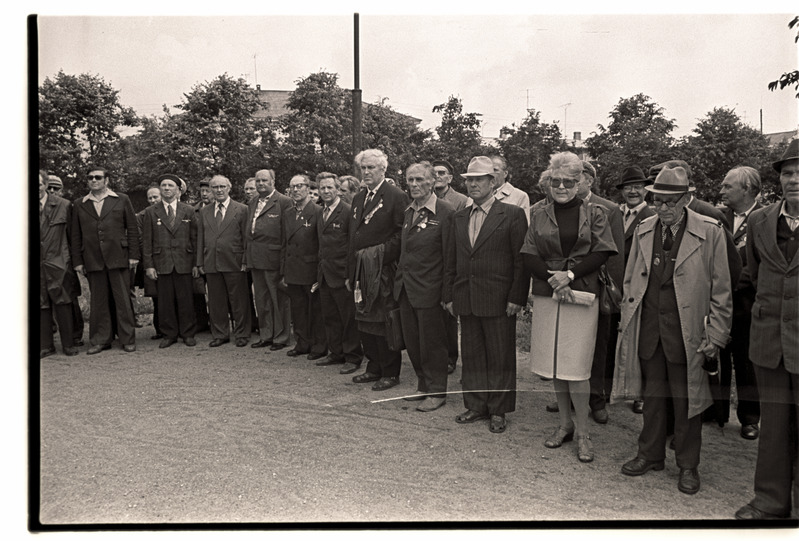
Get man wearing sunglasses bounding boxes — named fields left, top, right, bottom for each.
left=616, top=166, right=732, bottom=496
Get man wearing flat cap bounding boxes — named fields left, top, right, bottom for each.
left=615, top=166, right=732, bottom=495
left=735, top=138, right=799, bottom=520
left=141, top=174, right=199, bottom=348
left=432, top=158, right=469, bottom=375
left=443, top=156, right=528, bottom=434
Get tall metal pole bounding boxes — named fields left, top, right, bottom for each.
left=352, top=13, right=363, bottom=159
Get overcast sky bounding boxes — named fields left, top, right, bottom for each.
left=36, top=8, right=798, bottom=141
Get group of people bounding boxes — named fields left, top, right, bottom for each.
left=38, top=140, right=799, bottom=519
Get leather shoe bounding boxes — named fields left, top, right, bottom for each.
left=150, top=333, right=165, bottom=340
left=316, top=355, right=345, bottom=366
left=339, top=362, right=360, bottom=375
left=40, top=347, right=56, bottom=359
left=544, top=425, right=575, bottom=448
left=270, top=343, right=288, bottom=351
left=577, top=435, right=594, bottom=462
left=286, top=348, right=308, bottom=357
left=371, top=377, right=399, bottom=391
left=122, top=344, right=136, bottom=353
left=622, top=457, right=665, bottom=476
left=63, top=347, right=80, bottom=356
left=184, top=337, right=197, bottom=347
left=417, top=397, right=446, bottom=412
left=741, top=424, right=759, bottom=440
left=235, top=338, right=249, bottom=347
left=735, top=503, right=785, bottom=520
left=489, top=414, right=507, bottom=433
left=159, top=337, right=178, bottom=349
left=592, top=408, right=609, bottom=424
left=250, top=339, right=272, bottom=348
left=632, top=400, right=644, bottom=414
left=74, top=340, right=85, bottom=347
left=455, top=410, right=488, bottom=424
left=307, top=352, right=326, bottom=361
left=352, top=372, right=381, bottom=383
left=87, top=344, right=111, bottom=355
left=209, top=338, right=230, bottom=347
left=678, top=468, right=700, bottom=495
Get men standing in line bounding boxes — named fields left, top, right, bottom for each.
left=192, top=178, right=212, bottom=333
left=196, top=175, right=251, bottom=347
left=577, top=161, right=625, bottom=425
left=718, top=166, right=762, bottom=439
left=246, top=168, right=293, bottom=351
left=71, top=166, right=139, bottom=354
left=735, top=140, right=799, bottom=520
left=39, top=170, right=79, bottom=357
left=241, top=176, right=260, bottom=332
left=282, top=174, right=326, bottom=360
left=316, top=174, right=363, bottom=373
left=617, top=166, right=732, bottom=495
left=432, top=158, right=468, bottom=375
left=616, top=165, right=654, bottom=414
left=490, top=155, right=531, bottom=225
left=347, top=149, right=408, bottom=392
left=135, top=186, right=163, bottom=339
left=141, top=174, right=199, bottom=348
left=444, top=156, right=528, bottom=433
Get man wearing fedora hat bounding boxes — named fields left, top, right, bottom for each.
left=615, top=165, right=732, bottom=495
left=648, top=160, right=730, bottom=229
left=432, top=158, right=469, bottom=375
left=443, top=156, right=528, bottom=433
left=141, top=174, right=199, bottom=348
left=735, top=138, right=799, bottom=520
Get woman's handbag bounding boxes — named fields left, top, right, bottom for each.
left=597, top=265, right=622, bottom=315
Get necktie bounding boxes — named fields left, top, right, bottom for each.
left=323, top=206, right=331, bottom=223
left=365, top=191, right=374, bottom=207
left=216, top=203, right=224, bottom=224
left=167, top=204, right=175, bottom=227
left=663, top=226, right=674, bottom=252
left=625, top=209, right=632, bottom=221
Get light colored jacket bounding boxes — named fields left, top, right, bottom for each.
left=612, top=208, right=733, bottom=418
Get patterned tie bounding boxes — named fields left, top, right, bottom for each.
left=167, top=204, right=175, bottom=227
left=365, top=190, right=374, bottom=207
left=323, top=206, right=331, bottom=223
left=216, top=203, right=224, bottom=224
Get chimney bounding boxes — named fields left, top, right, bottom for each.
left=256, top=84, right=261, bottom=91
left=573, top=131, right=581, bottom=141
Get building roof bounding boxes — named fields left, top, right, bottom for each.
left=764, top=129, right=798, bottom=146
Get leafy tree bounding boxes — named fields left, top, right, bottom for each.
left=584, top=94, right=676, bottom=199
left=673, top=107, right=774, bottom=203
left=498, top=109, right=567, bottom=202
left=768, top=16, right=799, bottom=99
left=39, top=70, right=139, bottom=197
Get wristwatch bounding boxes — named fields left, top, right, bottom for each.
left=566, top=270, right=574, bottom=282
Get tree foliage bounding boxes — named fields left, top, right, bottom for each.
left=673, top=107, right=774, bottom=203
left=767, top=16, right=799, bottom=99
left=498, top=109, right=567, bottom=202
left=39, top=70, right=139, bottom=197
left=584, top=94, right=676, bottom=198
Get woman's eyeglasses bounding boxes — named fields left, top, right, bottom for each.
left=550, top=178, right=577, bottom=189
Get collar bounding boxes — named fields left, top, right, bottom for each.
left=324, top=197, right=340, bottom=213
left=471, top=195, right=496, bottom=215
left=83, top=189, right=118, bottom=203
left=409, top=192, right=437, bottom=214
left=734, top=201, right=758, bottom=218
left=583, top=191, right=593, bottom=203
left=435, top=185, right=451, bottom=198
left=659, top=210, right=686, bottom=234
left=780, top=199, right=799, bottom=220
left=366, top=179, right=386, bottom=196
left=216, top=198, right=230, bottom=209
left=495, top=182, right=513, bottom=197
left=621, top=201, right=648, bottom=214
left=258, top=188, right=275, bottom=201
left=163, top=200, right=177, bottom=213
left=294, top=196, right=311, bottom=213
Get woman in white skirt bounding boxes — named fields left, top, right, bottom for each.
left=521, top=152, right=617, bottom=462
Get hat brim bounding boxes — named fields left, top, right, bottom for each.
left=645, top=185, right=696, bottom=194
left=460, top=172, right=496, bottom=178
left=615, top=178, right=653, bottom=189
left=773, top=155, right=799, bottom=172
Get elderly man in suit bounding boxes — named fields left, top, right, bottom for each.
left=735, top=140, right=799, bottom=520
left=71, top=166, right=139, bottom=354
left=346, top=149, right=409, bottom=392
left=574, top=161, right=625, bottom=425
left=395, top=162, right=455, bottom=412
left=282, top=174, right=326, bottom=360
left=315, top=174, right=363, bottom=373
left=197, top=174, right=250, bottom=347
left=142, top=174, right=199, bottom=348
left=246, top=168, right=293, bottom=351
left=39, top=170, right=79, bottom=357
left=616, top=166, right=732, bottom=495
left=134, top=186, right=163, bottom=339
left=718, top=166, right=763, bottom=439
left=490, top=155, right=530, bottom=225
left=443, top=156, right=528, bottom=433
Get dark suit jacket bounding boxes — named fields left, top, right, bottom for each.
left=281, top=200, right=320, bottom=285
left=40, top=194, right=79, bottom=306
left=71, top=192, right=139, bottom=272
left=245, top=190, right=293, bottom=271
left=623, top=204, right=655, bottom=263
left=746, top=201, right=799, bottom=373
left=689, top=196, right=730, bottom=229
left=347, top=180, right=409, bottom=284
left=722, top=202, right=762, bottom=293
left=196, top=199, right=248, bottom=273
left=317, top=200, right=351, bottom=289
left=686, top=196, right=742, bottom=288
left=393, top=197, right=455, bottom=308
left=444, top=200, right=529, bottom=317
left=142, top=202, right=198, bottom=275
left=588, top=192, right=625, bottom=287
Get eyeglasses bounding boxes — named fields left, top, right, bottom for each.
left=651, top=195, right=684, bottom=208
left=289, top=184, right=308, bottom=190
left=46, top=187, right=60, bottom=192
left=434, top=169, right=450, bottom=177
left=622, top=183, right=646, bottom=191
left=550, top=178, right=577, bottom=189
left=87, top=175, right=105, bottom=180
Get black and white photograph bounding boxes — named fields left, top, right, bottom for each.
left=18, top=1, right=799, bottom=535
